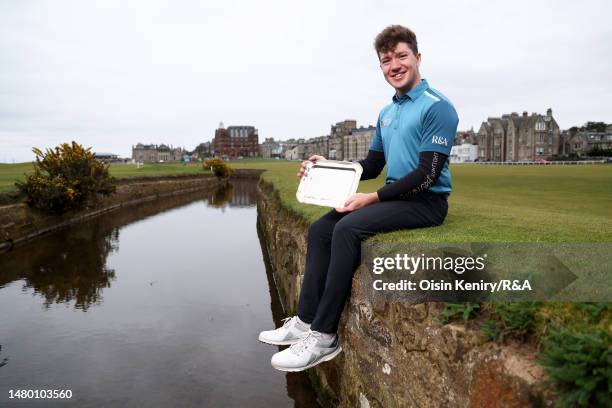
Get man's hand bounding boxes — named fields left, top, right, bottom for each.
left=335, top=192, right=379, bottom=213
left=297, top=155, right=326, bottom=178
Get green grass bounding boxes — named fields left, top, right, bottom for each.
left=108, top=162, right=207, bottom=178
left=3, top=159, right=612, bottom=243
left=0, top=162, right=208, bottom=193
left=0, top=163, right=35, bottom=193
left=228, top=160, right=612, bottom=243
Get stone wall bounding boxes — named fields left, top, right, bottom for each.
left=256, top=180, right=554, bottom=408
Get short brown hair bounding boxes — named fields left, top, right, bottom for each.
left=374, top=25, right=418, bottom=56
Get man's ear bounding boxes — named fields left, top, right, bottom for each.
left=416, top=53, right=422, bottom=67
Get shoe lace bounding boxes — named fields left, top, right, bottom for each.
left=289, top=330, right=318, bottom=355
left=281, top=316, right=296, bottom=328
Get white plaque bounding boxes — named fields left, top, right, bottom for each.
left=296, top=160, right=363, bottom=208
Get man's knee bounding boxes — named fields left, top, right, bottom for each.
left=308, top=216, right=336, bottom=241
left=332, top=217, right=360, bottom=239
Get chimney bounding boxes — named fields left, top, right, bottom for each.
left=522, top=111, right=528, bottom=117
left=546, top=108, right=552, bottom=117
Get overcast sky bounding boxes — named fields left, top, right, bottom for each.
left=1, top=0, right=610, bottom=162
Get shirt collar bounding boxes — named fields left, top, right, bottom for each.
left=392, top=79, right=429, bottom=103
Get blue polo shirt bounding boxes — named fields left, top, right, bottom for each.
left=370, top=79, right=458, bottom=194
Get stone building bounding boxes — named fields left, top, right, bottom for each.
left=283, top=120, right=375, bottom=162
left=567, top=127, right=612, bottom=156
left=343, top=126, right=376, bottom=161
left=328, top=120, right=356, bottom=160
left=284, top=139, right=307, bottom=160
left=260, top=138, right=279, bottom=158
left=304, top=136, right=329, bottom=159
left=193, top=141, right=213, bottom=159
left=477, top=109, right=561, bottom=161
left=132, top=143, right=184, bottom=163
left=213, top=123, right=259, bottom=158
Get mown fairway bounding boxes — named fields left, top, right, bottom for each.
left=2, top=160, right=611, bottom=242
left=0, top=163, right=35, bottom=193
left=228, top=160, right=612, bottom=243
left=0, top=162, right=206, bottom=192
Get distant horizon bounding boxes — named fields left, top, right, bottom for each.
left=2, top=112, right=609, bottom=164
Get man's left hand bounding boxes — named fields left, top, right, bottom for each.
left=335, top=192, right=380, bottom=213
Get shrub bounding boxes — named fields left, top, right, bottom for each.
left=539, top=326, right=611, bottom=408
left=435, top=302, right=480, bottom=324
left=480, top=302, right=540, bottom=342
left=574, top=302, right=610, bottom=319
left=15, top=142, right=115, bottom=214
left=203, top=158, right=234, bottom=178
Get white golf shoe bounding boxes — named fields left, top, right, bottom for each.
left=270, top=330, right=342, bottom=372
left=258, top=316, right=310, bottom=346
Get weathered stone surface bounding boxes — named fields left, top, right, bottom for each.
left=256, top=180, right=555, bottom=408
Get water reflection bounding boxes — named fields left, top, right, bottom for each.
left=0, top=180, right=321, bottom=407
left=256, top=213, right=322, bottom=408
left=206, top=181, right=257, bottom=208
left=0, top=181, right=256, bottom=311
left=0, top=224, right=117, bottom=311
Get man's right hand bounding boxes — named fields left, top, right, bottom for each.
left=297, top=155, right=326, bottom=178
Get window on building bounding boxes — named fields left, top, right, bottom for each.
left=535, top=122, right=545, bottom=131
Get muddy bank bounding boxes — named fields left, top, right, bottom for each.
left=256, top=179, right=554, bottom=408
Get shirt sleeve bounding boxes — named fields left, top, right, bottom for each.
left=369, top=113, right=384, bottom=152
left=376, top=151, right=447, bottom=201
left=419, top=100, right=458, bottom=155
left=358, top=149, right=386, bottom=180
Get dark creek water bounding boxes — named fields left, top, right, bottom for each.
left=0, top=181, right=321, bottom=407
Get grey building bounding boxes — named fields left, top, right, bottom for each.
left=260, top=138, right=288, bottom=158
left=193, top=141, right=213, bottom=159
left=477, top=109, right=561, bottom=161
left=132, top=143, right=184, bottom=163
left=343, top=126, right=376, bottom=161
left=567, top=127, right=612, bottom=156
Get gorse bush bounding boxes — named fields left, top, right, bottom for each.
left=539, top=326, right=611, bottom=408
left=16, top=142, right=115, bottom=214
left=203, top=158, right=234, bottom=179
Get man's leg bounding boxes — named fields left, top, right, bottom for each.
left=310, top=193, right=448, bottom=333
left=297, top=210, right=349, bottom=323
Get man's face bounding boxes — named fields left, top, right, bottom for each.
left=378, top=42, right=421, bottom=96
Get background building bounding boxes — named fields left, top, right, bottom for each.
left=477, top=109, right=561, bottom=161
left=132, top=144, right=184, bottom=163
left=450, top=143, right=479, bottom=163
left=343, top=126, right=376, bottom=161
left=564, top=123, right=612, bottom=157
left=213, top=123, right=259, bottom=158
left=454, top=129, right=477, bottom=145
left=193, top=141, right=213, bottom=159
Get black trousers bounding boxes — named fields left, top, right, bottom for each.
left=297, top=192, right=449, bottom=333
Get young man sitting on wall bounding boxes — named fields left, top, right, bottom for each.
left=259, top=24, right=459, bottom=372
